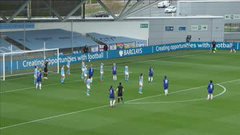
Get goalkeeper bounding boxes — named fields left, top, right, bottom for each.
left=43, top=61, right=49, bottom=79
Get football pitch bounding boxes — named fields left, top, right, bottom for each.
left=1, top=50, right=240, bottom=135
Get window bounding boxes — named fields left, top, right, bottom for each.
left=179, top=26, right=186, bottom=31
left=225, top=23, right=240, bottom=32
left=165, top=26, right=174, bottom=31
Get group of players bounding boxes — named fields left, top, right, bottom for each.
left=33, top=59, right=215, bottom=107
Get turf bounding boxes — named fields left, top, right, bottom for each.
left=0, top=50, right=240, bottom=135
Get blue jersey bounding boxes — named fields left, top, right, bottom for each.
left=109, top=88, right=115, bottom=99
left=89, top=67, right=94, bottom=77
left=37, top=72, right=42, bottom=82
left=112, top=66, right=117, bottom=75
left=163, top=79, right=169, bottom=90
left=208, top=83, right=214, bottom=94
left=149, top=68, right=154, bottom=77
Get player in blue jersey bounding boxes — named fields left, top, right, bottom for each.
left=36, top=69, right=43, bottom=90
left=139, top=73, right=144, bottom=94
left=109, top=86, right=116, bottom=107
left=86, top=76, right=91, bottom=96
left=207, top=80, right=214, bottom=100
left=100, top=63, right=104, bottom=81
left=163, top=76, right=169, bottom=96
left=66, top=58, right=71, bottom=76
left=34, top=66, right=38, bottom=84
left=61, top=65, right=65, bottom=84
left=148, top=66, right=154, bottom=83
left=124, top=66, right=129, bottom=82
left=112, top=63, right=117, bottom=81
left=230, top=43, right=236, bottom=53
left=89, top=64, right=94, bottom=82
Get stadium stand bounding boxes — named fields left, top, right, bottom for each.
left=0, top=38, right=20, bottom=53
left=3, top=29, right=99, bottom=50
left=87, top=32, right=147, bottom=47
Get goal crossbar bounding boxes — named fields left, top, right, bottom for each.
left=0, top=48, right=59, bottom=81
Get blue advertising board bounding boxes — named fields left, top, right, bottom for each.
left=1, top=42, right=239, bottom=75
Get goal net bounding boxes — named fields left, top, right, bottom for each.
left=0, top=48, right=59, bottom=81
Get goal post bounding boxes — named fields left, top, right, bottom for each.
left=0, top=48, right=59, bottom=81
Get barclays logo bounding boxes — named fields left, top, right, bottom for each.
left=119, top=50, right=124, bottom=57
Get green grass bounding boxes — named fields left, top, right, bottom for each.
left=1, top=50, right=240, bottom=135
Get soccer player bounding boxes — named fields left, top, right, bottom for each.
left=100, top=63, right=104, bottom=81
left=124, top=66, right=129, bottom=82
left=117, top=82, right=124, bottom=103
left=163, top=75, right=169, bottom=96
left=83, top=65, right=88, bottom=82
left=211, top=40, right=217, bottom=53
left=109, top=86, right=116, bottom=107
left=81, top=61, right=85, bottom=79
left=86, top=76, right=91, bottom=96
left=139, top=73, right=144, bottom=94
left=36, top=69, right=43, bottom=90
left=148, top=66, right=154, bottom=82
left=89, top=64, right=94, bottom=82
left=34, top=66, right=38, bottom=84
left=207, top=80, right=214, bottom=100
left=43, top=61, right=49, bottom=79
left=61, top=65, right=65, bottom=84
left=66, top=58, right=71, bottom=76
left=230, top=43, right=236, bottom=53
left=112, top=63, right=117, bottom=81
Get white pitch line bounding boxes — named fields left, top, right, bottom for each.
left=127, top=84, right=227, bottom=104
left=0, top=81, right=231, bottom=130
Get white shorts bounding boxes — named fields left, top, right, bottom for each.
left=125, top=72, right=129, bottom=76
left=84, top=74, right=87, bottom=77
left=100, top=71, right=104, bottom=74
left=34, top=75, right=37, bottom=79
left=61, top=74, right=65, bottom=77
left=139, top=82, right=143, bottom=87
left=87, top=85, right=90, bottom=89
